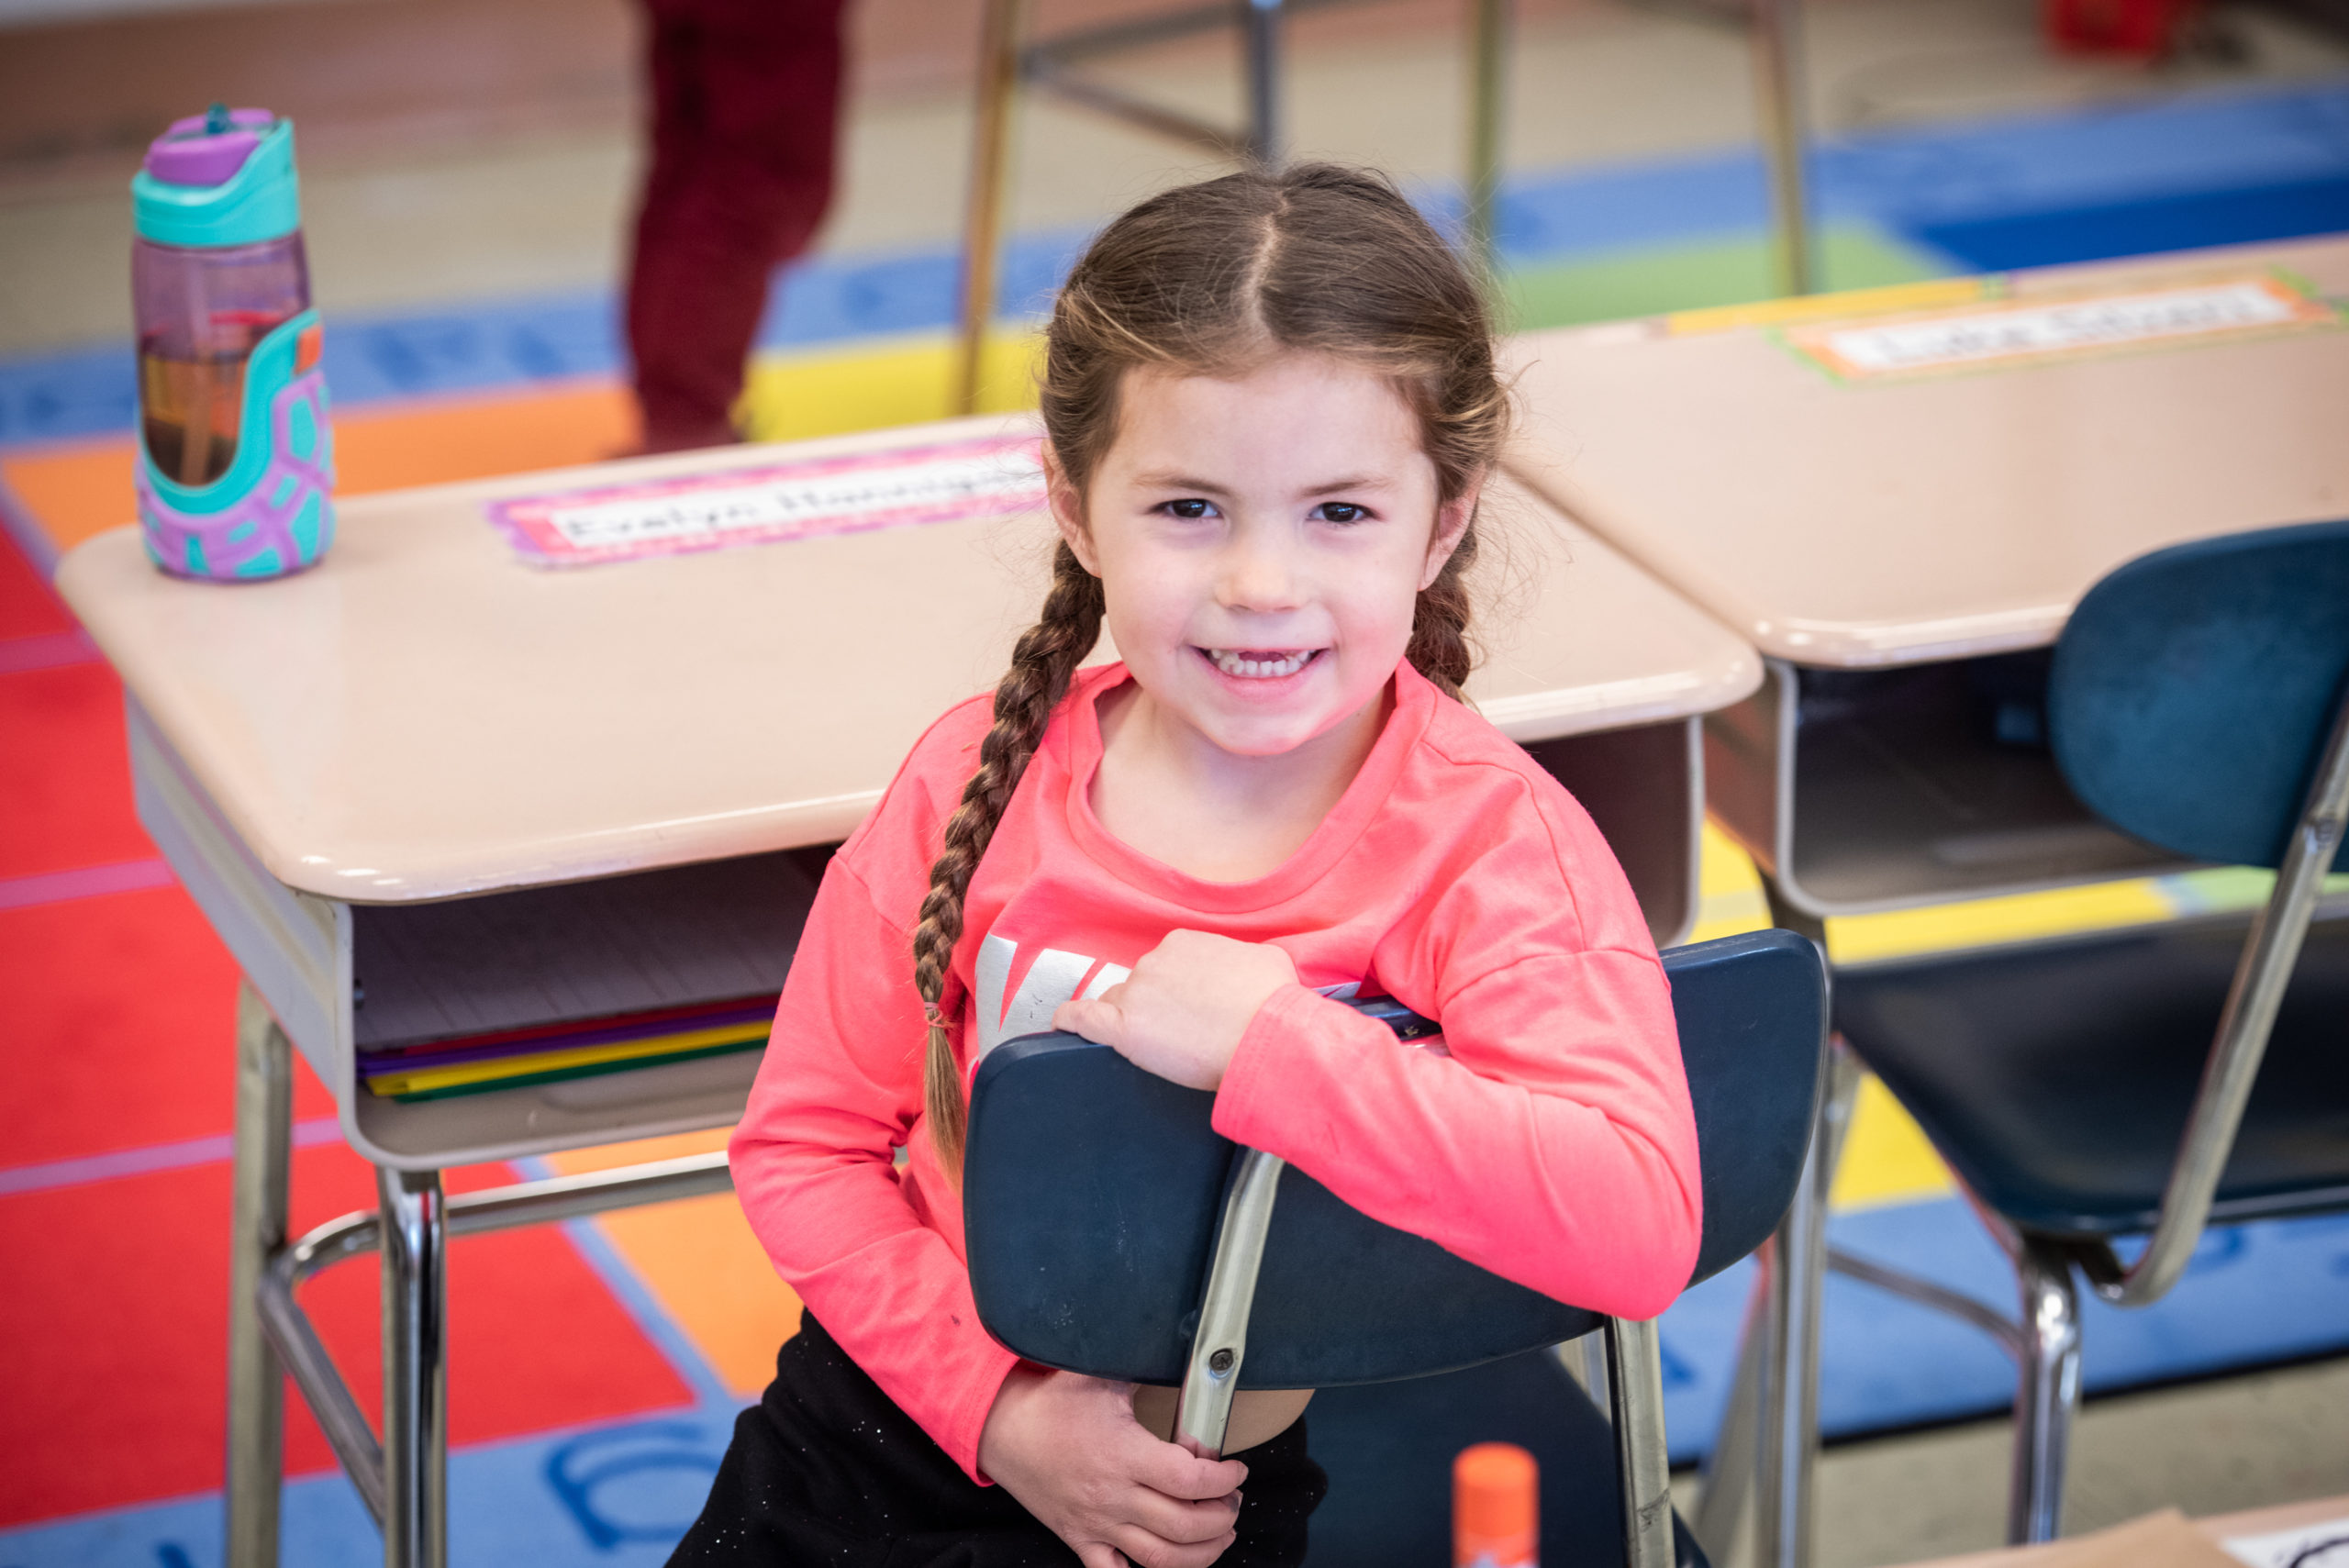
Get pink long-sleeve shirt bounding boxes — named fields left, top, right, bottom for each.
left=729, top=660, right=1701, bottom=1482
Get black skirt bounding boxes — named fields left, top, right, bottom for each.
left=668, top=1311, right=1327, bottom=1567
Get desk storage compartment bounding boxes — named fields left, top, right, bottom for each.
left=1527, top=717, right=1700, bottom=949
left=1707, top=656, right=2197, bottom=918
left=347, top=851, right=819, bottom=1168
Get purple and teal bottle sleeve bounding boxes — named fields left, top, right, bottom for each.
left=137, top=308, right=335, bottom=581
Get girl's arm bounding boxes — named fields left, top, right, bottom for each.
left=1210, top=942, right=1701, bottom=1320
left=728, top=856, right=1019, bottom=1483
left=1061, top=784, right=1703, bottom=1323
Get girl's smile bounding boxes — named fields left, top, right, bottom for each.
left=1201, top=646, right=1319, bottom=681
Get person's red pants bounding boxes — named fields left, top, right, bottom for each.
left=626, top=0, right=847, bottom=451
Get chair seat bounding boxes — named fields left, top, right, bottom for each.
left=1834, top=912, right=2349, bottom=1239
left=1304, top=1348, right=1706, bottom=1568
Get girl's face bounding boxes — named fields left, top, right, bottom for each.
left=1053, top=353, right=1475, bottom=762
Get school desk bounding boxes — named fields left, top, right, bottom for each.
left=1505, top=233, right=2349, bottom=921
left=1501, top=236, right=2349, bottom=1568
left=1905, top=1494, right=2349, bottom=1568
left=55, top=411, right=1758, bottom=1568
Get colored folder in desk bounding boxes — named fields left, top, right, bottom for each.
left=358, top=994, right=777, bottom=1101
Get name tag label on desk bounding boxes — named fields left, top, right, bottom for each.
left=488, top=434, right=1048, bottom=566
left=1785, top=274, right=2339, bottom=383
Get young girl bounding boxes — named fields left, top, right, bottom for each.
left=675, top=163, right=1701, bottom=1568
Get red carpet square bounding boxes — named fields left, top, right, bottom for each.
left=0, top=662, right=156, bottom=880
left=0, top=1141, right=696, bottom=1528
left=0, top=886, right=335, bottom=1167
left=0, top=531, right=72, bottom=639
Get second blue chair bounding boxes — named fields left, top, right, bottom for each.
left=1830, top=518, right=2349, bottom=1543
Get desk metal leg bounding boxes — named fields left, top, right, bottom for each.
left=1243, top=0, right=1286, bottom=166
left=379, top=1168, right=448, bottom=1568
left=1464, top=0, right=1510, bottom=274
left=228, top=982, right=292, bottom=1568
left=1748, top=0, right=1813, bottom=295
left=952, top=0, right=1027, bottom=417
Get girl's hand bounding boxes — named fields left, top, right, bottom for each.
left=1053, top=930, right=1297, bottom=1091
left=979, top=1363, right=1248, bottom=1568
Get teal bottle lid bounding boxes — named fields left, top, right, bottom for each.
left=133, top=107, right=301, bottom=249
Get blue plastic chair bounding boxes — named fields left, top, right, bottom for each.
left=963, top=928, right=1827, bottom=1568
left=1830, top=518, right=2349, bottom=1542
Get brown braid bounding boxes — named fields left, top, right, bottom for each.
left=913, top=541, right=1104, bottom=1172
left=916, top=162, right=1508, bottom=1174
left=1408, top=518, right=1479, bottom=700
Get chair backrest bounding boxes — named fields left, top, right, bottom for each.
left=2050, top=518, right=2349, bottom=869
left=963, top=928, right=1824, bottom=1388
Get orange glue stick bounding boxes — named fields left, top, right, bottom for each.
left=1454, top=1442, right=1538, bottom=1568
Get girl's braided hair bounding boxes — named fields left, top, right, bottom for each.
left=914, top=162, right=1510, bottom=1172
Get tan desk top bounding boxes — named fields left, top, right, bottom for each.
left=58, top=414, right=1757, bottom=904
left=1901, top=1494, right=2349, bottom=1568
left=1504, top=236, right=2349, bottom=668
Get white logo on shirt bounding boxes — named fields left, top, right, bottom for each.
left=972, top=932, right=1130, bottom=1061
left=970, top=928, right=1359, bottom=1062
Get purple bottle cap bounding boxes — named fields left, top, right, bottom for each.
left=144, top=105, right=276, bottom=189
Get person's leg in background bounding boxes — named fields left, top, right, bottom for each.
left=626, top=0, right=847, bottom=452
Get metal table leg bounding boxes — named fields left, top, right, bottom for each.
left=380, top=1168, right=449, bottom=1568
left=1748, top=0, right=1814, bottom=296
left=228, top=982, right=293, bottom=1568
left=953, top=0, right=1028, bottom=417
left=255, top=1151, right=735, bottom=1553
left=1464, top=0, right=1510, bottom=275
left=1243, top=0, right=1286, bottom=166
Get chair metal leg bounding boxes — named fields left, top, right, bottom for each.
left=1242, top=0, right=1285, bottom=165
left=227, top=982, right=293, bottom=1568
left=1755, top=1041, right=1858, bottom=1568
left=1559, top=1329, right=1612, bottom=1421
left=379, top=1168, right=448, bottom=1568
left=2007, top=1238, right=2082, bottom=1546
left=1690, top=1256, right=1773, bottom=1562
left=1174, top=1148, right=1286, bottom=1459
left=1607, top=1317, right=1676, bottom=1568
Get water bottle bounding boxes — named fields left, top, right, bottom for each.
left=132, top=105, right=334, bottom=581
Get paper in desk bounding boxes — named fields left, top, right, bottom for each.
left=350, top=851, right=817, bottom=1050
left=487, top=432, right=1047, bottom=567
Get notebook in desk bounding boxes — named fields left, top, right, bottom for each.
left=351, top=851, right=818, bottom=1100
